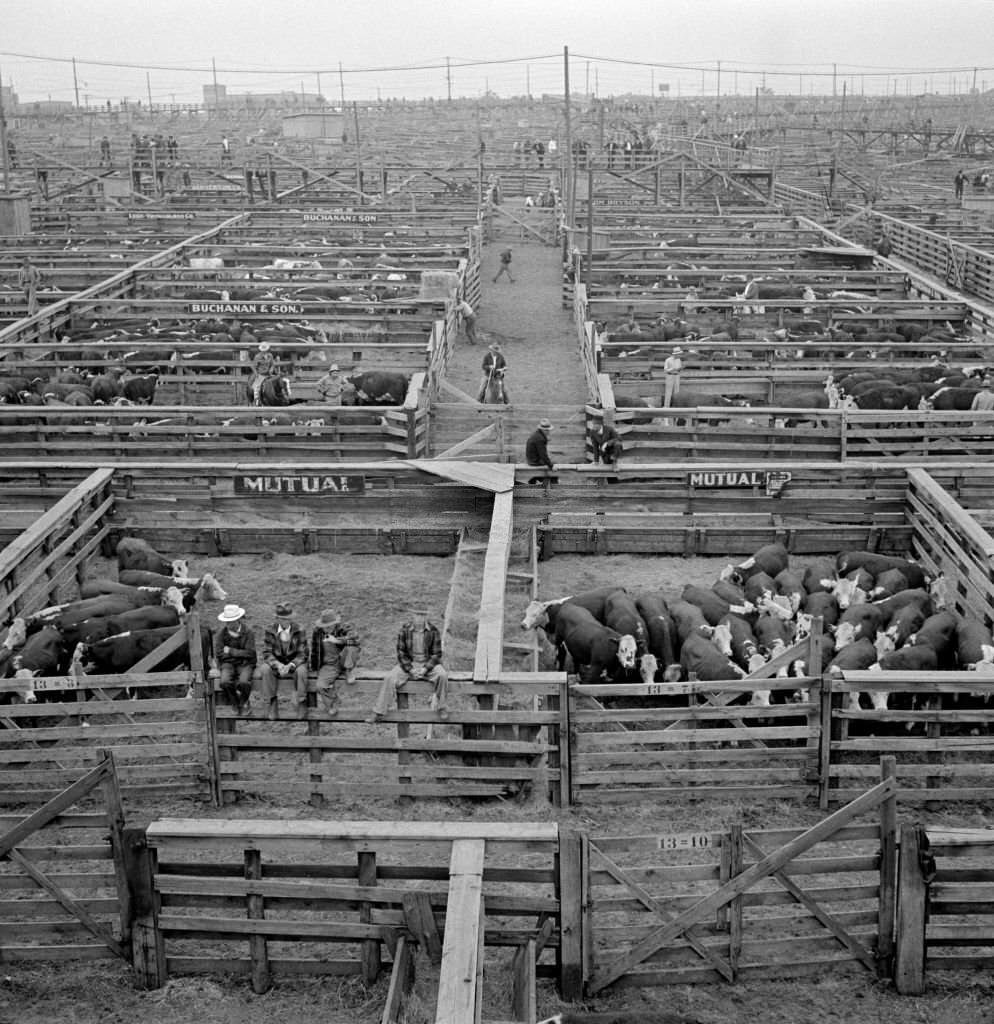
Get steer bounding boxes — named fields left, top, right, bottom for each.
left=9, top=626, right=67, bottom=703
left=603, top=590, right=653, bottom=683
left=836, top=551, right=929, bottom=590
left=552, top=604, right=626, bottom=685
left=679, top=632, right=745, bottom=682
left=117, top=570, right=227, bottom=601
left=116, top=537, right=189, bottom=578
left=72, top=605, right=183, bottom=645
left=867, top=568, right=910, bottom=601
left=341, top=371, right=409, bottom=406
left=121, top=374, right=159, bottom=405
left=834, top=604, right=885, bottom=650
left=521, top=586, right=625, bottom=632
left=827, top=637, right=880, bottom=711
left=957, top=618, right=994, bottom=673
left=719, top=543, right=789, bottom=586
left=634, top=594, right=681, bottom=682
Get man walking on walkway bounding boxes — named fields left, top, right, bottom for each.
left=493, top=247, right=515, bottom=284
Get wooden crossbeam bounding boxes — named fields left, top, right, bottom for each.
left=435, top=423, right=497, bottom=460
left=435, top=839, right=485, bottom=1024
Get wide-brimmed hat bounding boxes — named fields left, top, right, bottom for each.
left=672, top=347, right=684, bottom=355
left=315, top=608, right=339, bottom=629
left=275, top=602, right=293, bottom=617
left=328, top=364, right=339, bottom=372
left=258, top=342, right=272, bottom=352
left=218, top=604, right=246, bottom=623
left=538, top=418, right=553, bottom=430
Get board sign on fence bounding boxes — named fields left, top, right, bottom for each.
left=127, top=211, right=196, bottom=220
left=658, top=832, right=712, bottom=851
left=188, top=302, right=306, bottom=316
left=234, top=474, right=366, bottom=496
left=688, top=470, right=792, bottom=495
left=302, top=211, right=379, bottom=224
left=32, top=676, right=81, bottom=692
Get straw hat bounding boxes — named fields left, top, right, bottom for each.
left=217, top=604, right=246, bottom=622
left=538, top=418, right=553, bottom=430
left=672, top=347, right=684, bottom=355
left=258, top=342, right=272, bottom=352
left=315, top=608, right=340, bottom=629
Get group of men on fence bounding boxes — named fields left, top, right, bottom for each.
left=211, top=601, right=448, bottom=721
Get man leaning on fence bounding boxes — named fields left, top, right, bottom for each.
left=368, top=607, right=448, bottom=722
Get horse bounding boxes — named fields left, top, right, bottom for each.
left=254, top=374, right=305, bottom=407
left=483, top=367, right=507, bottom=405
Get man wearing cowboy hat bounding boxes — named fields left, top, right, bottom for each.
left=663, top=346, right=684, bottom=407
left=477, top=342, right=509, bottom=404
left=368, top=606, right=448, bottom=722
left=526, top=418, right=555, bottom=471
left=310, top=609, right=360, bottom=716
left=260, top=602, right=309, bottom=719
left=212, top=604, right=256, bottom=715
left=249, top=341, right=278, bottom=406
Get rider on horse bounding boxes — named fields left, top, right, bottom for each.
left=250, top=342, right=278, bottom=405
left=477, top=342, right=509, bottom=404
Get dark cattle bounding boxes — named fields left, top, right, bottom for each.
left=553, top=604, right=624, bottom=685
left=342, top=371, right=409, bottom=406
left=679, top=632, right=744, bottom=681
left=718, top=613, right=762, bottom=672
left=667, top=599, right=713, bottom=644
left=836, top=552, right=928, bottom=590
left=877, top=645, right=938, bottom=672
left=79, top=626, right=182, bottom=674
left=797, top=592, right=841, bottom=635
left=875, top=601, right=927, bottom=657
left=711, top=578, right=747, bottom=605
left=603, top=590, right=649, bottom=680
left=90, top=373, right=122, bottom=404
left=853, top=385, right=918, bottom=410
left=835, top=603, right=885, bottom=649
left=926, top=386, right=982, bottom=411
left=721, top=543, right=789, bottom=585
left=867, top=568, right=910, bottom=601
left=27, top=590, right=178, bottom=633
left=117, top=537, right=188, bottom=578
left=956, top=618, right=994, bottom=671
left=802, top=557, right=838, bottom=594
left=521, top=587, right=626, bottom=632
left=827, top=637, right=880, bottom=711
left=634, top=594, right=681, bottom=682
left=257, top=373, right=306, bottom=407
left=910, top=611, right=958, bottom=669
left=121, top=374, right=159, bottom=405
left=680, top=584, right=743, bottom=627
left=73, top=605, right=182, bottom=645
left=743, top=571, right=779, bottom=606
left=10, top=626, right=66, bottom=681
left=774, top=569, right=806, bottom=615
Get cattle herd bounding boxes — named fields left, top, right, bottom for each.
left=1, top=538, right=225, bottom=705
left=522, top=542, right=994, bottom=718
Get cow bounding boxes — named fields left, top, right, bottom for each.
left=552, top=604, right=626, bottom=685
left=8, top=626, right=67, bottom=704
left=774, top=569, right=806, bottom=615
left=835, top=604, right=885, bottom=650
left=867, top=568, right=910, bottom=601
left=341, top=371, right=409, bottom=406
left=923, top=386, right=982, bottom=411
left=742, top=571, right=780, bottom=607
left=634, top=594, right=681, bottom=682
left=72, top=605, right=183, bottom=645
left=830, top=570, right=872, bottom=610
left=26, top=587, right=185, bottom=634
left=802, top=557, right=838, bottom=595
left=957, top=618, right=994, bottom=673
left=720, top=543, right=789, bottom=586
left=836, top=552, right=929, bottom=590
left=83, top=574, right=227, bottom=605
left=909, top=611, right=959, bottom=670
left=853, top=385, right=919, bottom=411
left=78, top=625, right=210, bottom=676
left=121, top=374, right=159, bottom=405
left=116, top=570, right=227, bottom=601
left=90, top=371, right=123, bottom=404
left=798, top=592, right=840, bottom=631
left=827, top=637, right=880, bottom=711
left=603, top=590, right=653, bottom=683
left=680, top=584, right=751, bottom=627
left=667, top=599, right=715, bottom=645
left=679, top=631, right=746, bottom=682
left=874, top=601, right=928, bottom=659
left=116, top=537, right=189, bottom=578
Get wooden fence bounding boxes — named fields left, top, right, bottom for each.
left=215, top=673, right=562, bottom=806
left=135, top=817, right=561, bottom=1013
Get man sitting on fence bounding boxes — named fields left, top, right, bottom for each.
left=260, top=602, right=309, bottom=720
left=249, top=342, right=278, bottom=406
left=211, top=604, right=256, bottom=714
left=310, top=608, right=360, bottom=716
left=368, top=607, right=448, bottom=722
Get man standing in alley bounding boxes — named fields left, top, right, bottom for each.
left=493, top=247, right=515, bottom=284
left=18, top=257, right=43, bottom=317
left=662, top=346, right=683, bottom=408
left=971, top=377, right=994, bottom=412
left=457, top=296, right=478, bottom=345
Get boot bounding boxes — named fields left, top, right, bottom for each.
left=267, top=700, right=279, bottom=721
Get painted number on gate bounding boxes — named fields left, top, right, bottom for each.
left=32, top=676, right=81, bottom=692
left=658, top=832, right=712, bottom=851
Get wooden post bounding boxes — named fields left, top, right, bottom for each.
left=511, top=937, right=537, bottom=1022
left=878, top=756, right=898, bottom=979
left=188, top=612, right=220, bottom=808
left=402, top=890, right=442, bottom=964
left=381, top=934, right=414, bottom=1024
left=894, top=824, right=928, bottom=995
left=396, top=689, right=412, bottom=798
left=818, top=671, right=835, bottom=810
left=124, top=826, right=166, bottom=989
left=359, top=850, right=381, bottom=984
left=98, top=749, right=133, bottom=951
left=727, top=825, right=743, bottom=977
left=557, top=828, right=585, bottom=1001
left=245, top=849, right=271, bottom=994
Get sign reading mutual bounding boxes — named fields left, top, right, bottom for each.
left=688, top=471, right=792, bottom=496
left=235, top=474, right=366, bottom=496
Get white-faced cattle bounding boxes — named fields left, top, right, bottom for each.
left=116, top=537, right=189, bottom=578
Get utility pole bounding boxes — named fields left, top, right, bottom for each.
left=833, top=63, right=837, bottom=97
left=0, top=62, right=10, bottom=192
left=716, top=60, right=721, bottom=118
left=146, top=72, right=152, bottom=111
left=316, top=72, right=322, bottom=103
left=973, top=67, right=978, bottom=93
left=353, top=101, right=362, bottom=202
left=586, top=61, right=590, bottom=98
left=72, top=57, right=80, bottom=108
left=446, top=57, right=451, bottom=102
left=211, top=57, right=219, bottom=117
left=526, top=64, right=530, bottom=99
left=339, top=62, right=346, bottom=110
left=564, top=46, right=573, bottom=232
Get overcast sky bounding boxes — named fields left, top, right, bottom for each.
left=5, top=0, right=994, bottom=104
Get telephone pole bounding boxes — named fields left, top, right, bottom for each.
left=339, top=62, right=346, bottom=110
left=446, top=56, right=451, bottom=102
left=72, top=57, right=80, bottom=108
left=146, top=72, right=152, bottom=110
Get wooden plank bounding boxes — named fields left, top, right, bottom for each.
left=245, top=849, right=271, bottom=994
left=474, top=490, right=514, bottom=682
left=558, top=829, right=585, bottom=1001
left=381, top=934, right=414, bottom=1024
left=359, top=851, right=381, bottom=984
left=435, top=839, right=485, bottom=1024
left=403, top=891, right=443, bottom=964
left=894, top=824, right=928, bottom=995
left=434, top=423, right=497, bottom=460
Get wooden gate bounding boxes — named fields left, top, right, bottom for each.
left=577, top=766, right=898, bottom=993
left=0, top=751, right=132, bottom=964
